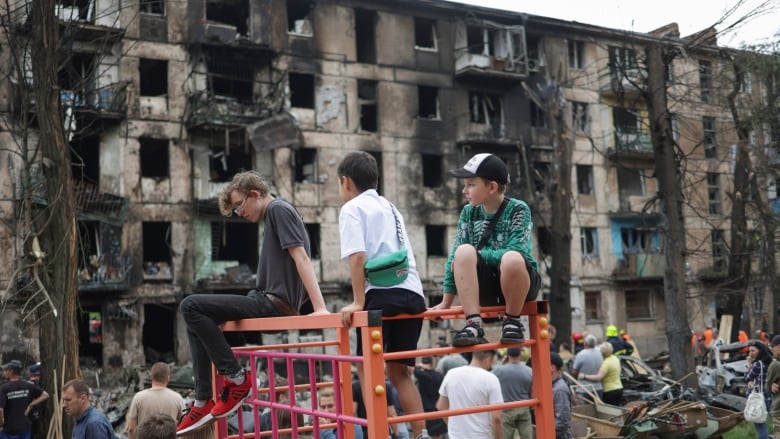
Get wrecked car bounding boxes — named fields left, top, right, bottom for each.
left=696, top=341, right=749, bottom=396
left=619, top=355, right=683, bottom=403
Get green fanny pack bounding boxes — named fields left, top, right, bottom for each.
left=364, top=248, right=409, bottom=287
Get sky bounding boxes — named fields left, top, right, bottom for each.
left=452, top=0, right=780, bottom=48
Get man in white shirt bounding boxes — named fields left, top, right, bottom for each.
left=436, top=350, right=502, bottom=439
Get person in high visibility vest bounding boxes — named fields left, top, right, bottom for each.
left=605, top=325, right=633, bottom=356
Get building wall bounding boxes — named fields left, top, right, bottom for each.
left=0, top=0, right=774, bottom=372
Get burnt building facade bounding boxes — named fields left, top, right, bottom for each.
left=0, top=0, right=775, bottom=371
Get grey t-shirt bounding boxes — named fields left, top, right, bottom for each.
left=256, top=198, right=311, bottom=311
left=572, top=348, right=603, bottom=391
left=492, top=362, right=533, bottom=402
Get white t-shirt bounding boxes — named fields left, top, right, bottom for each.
left=339, top=190, right=423, bottom=296
left=438, top=365, right=503, bottom=439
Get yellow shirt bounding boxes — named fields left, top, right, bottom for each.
left=599, top=355, right=623, bottom=392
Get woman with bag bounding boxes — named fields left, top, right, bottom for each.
left=745, top=340, right=773, bottom=438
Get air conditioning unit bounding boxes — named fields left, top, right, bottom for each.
left=527, top=58, right=539, bottom=72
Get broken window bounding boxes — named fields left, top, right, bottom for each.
left=295, top=147, right=317, bottom=183
left=365, top=150, right=383, bottom=194
left=70, top=136, right=100, bottom=184
left=703, top=116, right=717, bottom=158
left=671, top=113, right=680, bottom=142
left=59, top=53, right=96, bottom=106
left=211, top=221, right=259, bottom=267
left=584, top=291, right=602, bottom=322
left=608, top=46, right=637, bottom=76
left=142, top=221, right=172, bottom=281
left=208, top=59, right=254, bottom=101
left=78, top=307, right=103, bottom=365
left=354, top=9, right=376, bottom=64
left=613, top=107, right=638, bottom=133
left=625, top=289, right=654, bottom=319
left=572, top=101, right=588, bottom=132
left=739, top=71, right=752, bottom=93
left=206, top=0, right=249, bottom=37
left=469, top=92, right=502, bottom=126
left=289, top=72, right=315, bottom=109
left=142, top=304, right=175, bottom=364
left=305, top=223, right=320, bottom=259
left=580, top=227, right=598, bottom=257
left=77, top=221, right=125, bottom=285
left=526, top=34, right=542, bottom=67
left=422, top=153, right=442, bottom=188
left=664, top=62, right=674, bottom=83
left=532, top=162, right=550, bottom=194
left=711, top=229, right=726, bottom=272
left=418, top=86, right=439, bottom=119
left=576, top=165, right=593, bottom=195
left=620, top=227, right=652, bottom=254
left=530, top=100, right=547, bottom=128
left=414, top=17, right=437, bottom=50
left=425, top=225, right=446, bottom=256
left=707, top=172, right=722, bottom=215
left=536, top=226, right=552, bottom=257
left=699, top=59, right=713, bottom=103
left=139, top=137, right=169, bottom=179
left=467, top=26, right=494, bottom=56
left=358, top=80, right=378, bottom=132
left=568, top=40, right=584, bottom=69
left=210, top=144, right=252, bottom=183
left=613, top=107, right=639, bottom=149
left=139, top=58, right=168, bottom=97
left=56, top=0, right=93, bottom=21
left=140, top=0, right=164, bottom=15
left=617, top=167, right=645, bottom=197
left=287, top=0, right=313, bottom=35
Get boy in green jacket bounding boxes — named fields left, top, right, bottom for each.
left=433, top=153, right=540, bottom=346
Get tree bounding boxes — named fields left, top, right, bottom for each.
left=646, top=44, right=694, bottom=381
left=1, top=0, right=82, bottom=435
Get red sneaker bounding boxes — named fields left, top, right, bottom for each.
left=211, top=372, right=252, bottom=418
left=176, top=400, right=216, bottom=435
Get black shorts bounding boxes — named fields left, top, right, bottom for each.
left=426, top=418, right=447, bottom=436
left=477, top=253, right=541, bottom=306
left=355, top=289, right=425, bottom=367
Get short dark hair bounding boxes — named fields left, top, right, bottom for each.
left=137, top=414, right=176, bottom=439
left=63, top=379, right=90, bottom=397
left=150, top=362, right=171, bottom=382
left=338, top=151, right=378, bottom=192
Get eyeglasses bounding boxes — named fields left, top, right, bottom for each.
left=233, top=196, right=250, bottom=215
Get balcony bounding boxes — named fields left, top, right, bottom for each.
left=612, top=253, right=665, bottom=280
left=74, top=180, right=129, bottom=224
left=455, top=53, right=529, bottom=83
left=608, top=130, right=654, bottom=160
left=61, top=82, right=128, bottom=124
left=601, top=69, right=645, bottom=98
left=454, top=25, right=528, bottom=84
left=187, top=92, right=271, bottom=130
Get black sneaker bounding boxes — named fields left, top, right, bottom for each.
left=452, top=322, right=486, bottom=346
left=500, top=318, right=525, bottom=344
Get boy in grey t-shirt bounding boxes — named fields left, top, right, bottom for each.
left=177, top=171, right=329, bottom=435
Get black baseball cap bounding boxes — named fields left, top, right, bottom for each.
left=771, top=335, right=780, bottom=347
left=448, top=153, right=509, bottom=185
left=550, top=352, right=564, bottom=370
left=2, top=360, right=23, bottom=371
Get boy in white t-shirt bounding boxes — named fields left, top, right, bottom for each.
left=337, top=151, right=430, bottom=439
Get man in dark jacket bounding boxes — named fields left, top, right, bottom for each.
left=0, top=360, right=49, bottom=439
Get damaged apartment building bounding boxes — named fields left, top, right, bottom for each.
left=0, top=0, right=776, bottom=372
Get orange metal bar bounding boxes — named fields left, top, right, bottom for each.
left=217, top=302, right=553, bottom=439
